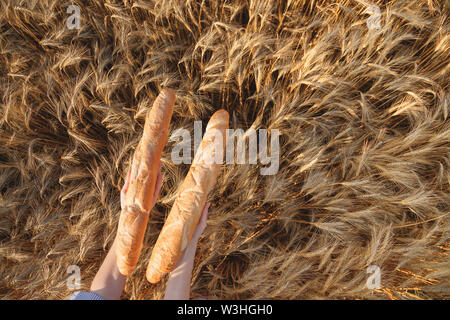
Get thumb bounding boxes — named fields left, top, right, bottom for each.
left=192, top=202, right=210, bottom=240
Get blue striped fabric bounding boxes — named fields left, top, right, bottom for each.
left=69, top=291, right=104, bottom=300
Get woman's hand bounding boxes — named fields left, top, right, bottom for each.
left=120, top=161, right=163, bottom=212
left=186, top=201, right=210, bottom=248
left=164, top=202, right=210, bottom=300
left=89, top=164, right=163, bottom=300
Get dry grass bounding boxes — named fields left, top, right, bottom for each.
left=0, top=0, right=449, bottom=299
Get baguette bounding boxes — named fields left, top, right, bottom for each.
left=146, top=109, right=229, bottom=283
left=116, top=88, right=175, bottom=275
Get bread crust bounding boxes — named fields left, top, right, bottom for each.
left=146, top=109, right=229, bottom=283
left=116, top=88, right=175, bottom=275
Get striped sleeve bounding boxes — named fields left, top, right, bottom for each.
left=69, top=291, right=104, bottom=300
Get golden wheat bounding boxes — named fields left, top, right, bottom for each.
left=0, top=0, right=449, bottom=299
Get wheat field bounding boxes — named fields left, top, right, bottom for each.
left=0, top=0, right=449, bottom=299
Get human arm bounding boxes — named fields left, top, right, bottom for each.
left=163, top=202, right=210, bottom=300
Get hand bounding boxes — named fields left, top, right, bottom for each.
left=164, top=202, right=211, bottom=300
left=120, top=161, right=163, bottom=212
left=89, top=162, right=163, bottom=300
left=184, top=201, right=210, bottom=251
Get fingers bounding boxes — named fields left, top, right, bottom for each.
left=192, top=202, right=210, bottom=240
left=152, top=161, right=163, bottom=207
left=123, top=161, right=163, bottom=210
left=120, top=168, right=132, bottom=210
left=121, top=167, right=132, bottom=194
left=121, top=160, right=163, bottom=212
left=199, top=202, right=211, bottom=228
